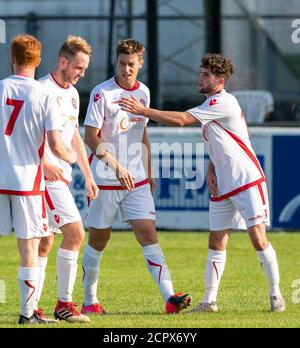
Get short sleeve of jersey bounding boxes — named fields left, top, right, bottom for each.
left=84, top=87, right=105, bottom=129
left=43, top=93, right=63, bottom=132
left=187, top=95, right=226, bottom=126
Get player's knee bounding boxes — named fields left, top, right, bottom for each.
left=248, top=225, right=269, bottom=251
left=251, top=237, right=269, bottom=251
left=39, top=235, right=54, bottom=256
left=137, top=232, right=158, bottom=246
left=145, top=236, right=158, bottom=245
left=64, top=227, right=85, bottom=247
left=91, top=235, right=110, bottom=251
left=88, top=228, right=111, bottom=251
left=209, top=241, right=225, bottom=250
left=92, top=240, right=108, bottom=251
left=209, top=233, right=226, bottom=250
left=101, top=233, right=111, bottom=246
left=74, top=229, right=85, bottom=245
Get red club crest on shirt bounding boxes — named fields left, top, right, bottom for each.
left=209, top=97, right=219, bottom=106
left=94, top=93, right=102, bottom=102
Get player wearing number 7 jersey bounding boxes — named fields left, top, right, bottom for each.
left=0, top=34, right=77, bottom=324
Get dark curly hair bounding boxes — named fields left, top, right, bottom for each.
left=201, top=53, right=235, bottom=82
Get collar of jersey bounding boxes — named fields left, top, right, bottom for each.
left=114, top=76, right=140, bottom=91
left=50, top=73, right=70, bottom=89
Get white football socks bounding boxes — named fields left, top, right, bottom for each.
left=56, top=248, right=79, bottom=302
left=143, top=243, right=174, bottom=302
left=18, top=266, right=38, bottom=318
left=82, top=244, right=103, bottom=306
left=203, top=249, right=226, bottom=303
left=256, top=244, right=281, bottom=296
left=34, top=256, right=48, bottom=310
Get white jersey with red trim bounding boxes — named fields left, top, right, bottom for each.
left=0, top=75, right=62, bottom=195
left=187, top=89, right=265, bottom=200
left=84, top=76, right=150, bottom=186
left=39, top=73, right=79, bottom=183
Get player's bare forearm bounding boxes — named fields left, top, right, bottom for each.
left=84, top=126, right=134, bottom=190
left=47, top=130, right=77, bottom=164
left=84, top=126, right=102, bottom=155
left=101, top=151, right=135, bottom=190
left=84, top=125, right=116, bottom=163
left=141, top=127, right=156, bottom=192
left=207, top=160, right=218, bottom=196
left=72, top=129, right=98, bottom=199
left=207, top=160, right=216, bottom=175
left=72, top=129, right=93, bottom=179
left=142, top=127, right=153, bottom=179
left=85, top=126, right=119, bottom=170
left=116, top=95, right=198, bottom=126
left=145, top=109, right=193, bottom=127
left=91, top=137, right=120, bottom=172
left=130, top=104, right=187, bottom=126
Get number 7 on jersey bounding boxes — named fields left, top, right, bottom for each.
left=5, top=98, right=24, bottom=136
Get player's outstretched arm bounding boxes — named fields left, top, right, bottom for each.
left=47, top=130, right=77, bottom=164
left=116, top=95, right=199, bottom=127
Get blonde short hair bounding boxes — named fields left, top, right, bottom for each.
left=59, top=35, right=92, bottom=58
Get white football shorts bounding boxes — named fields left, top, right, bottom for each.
left=0, top=194, right=50, bottom=239
left=45, top=180, right=81, bottom=232
left=85, top=183, right=156, bottom=229
left=209, top=181, right=270, bottom=231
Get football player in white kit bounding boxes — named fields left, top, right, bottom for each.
left=35, top=36, right=98, bottom=323
left=0, top=34, right=77, bottom=324
left=81, top=39, right=192, bottom=315
left=116, top=53, right=285, bottom=313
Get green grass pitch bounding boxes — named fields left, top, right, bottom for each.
left=0, top=231, right=300, bottom=328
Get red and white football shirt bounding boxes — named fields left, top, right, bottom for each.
left=187, top=89, right=265, bottom=201
left=0, top=75, right=62, bottom=195
left=39, top=73, right=79, bottom=183
left=84, top=76, right=150, bottom=186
